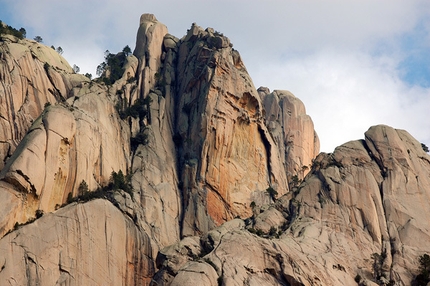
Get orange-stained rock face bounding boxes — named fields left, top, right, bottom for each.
left=174, top=24, right=296, bottom=235
left=206, top=190, right=234, bottom=226
left=1, top=13, right=430, bottom=286
left=154, top=125, right=430, bottom=286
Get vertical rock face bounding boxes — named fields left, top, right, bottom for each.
left=174, top=24, right=289, bottom=235
left=1, top=13, right=429, bottom=286
left=281, top=125, right=430, bottom=285
left=0, top=34, right=82, bottom=170
left=130, top=14, right=181, bottom=248
left=259, top=88, right=320, bottom=182
left=0, top=85, right=130, bottom=235
left=134, top=13, right=168, bottom=98
left=153, top=125, right=430, bottom=285
left=0, top=200, right=155, bottom=285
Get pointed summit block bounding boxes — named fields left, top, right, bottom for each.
left=134, top=13, right=168, bottom=98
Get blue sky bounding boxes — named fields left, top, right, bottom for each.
left=398, top=21, right=430, bottom=87
left=1, top=0, right=429, bottom=152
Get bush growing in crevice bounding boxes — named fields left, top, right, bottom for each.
left=116, top=96, right=152, bottom=122
left=0, top=20, right=25, bottom=39
left=289, top=174, right=302, bottom=190
left=96, top=48, right=130, bottom=85
left=65, top=170, right=134, bottom=205
left=247, top=226, right=281, bottom=239
left=266, top=187, right=278, bottom=201
left=370, top=250, right=394, bottom=285
left=354, top=274, right=362, bottom=284
left=414, top=253, right=430, bottom=285
left=109, top=170, right=133, bottom=196
left=3, top=209, right=44, bottom=237
left=78, top=180, right=89, bottom=196
left=248, top=228, right=265, bottom=236
left=3, top=171, right=134, bottom=237
left=35, top=209, right=44, bottom=219
left=131, top=131, right=149, bottom=149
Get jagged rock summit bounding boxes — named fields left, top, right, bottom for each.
left=0, top=14, right=429, bottom=286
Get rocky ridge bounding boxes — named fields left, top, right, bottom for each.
left=0, top=14, right=428, bottom=286
left=152, top=125, right=430, bottom=285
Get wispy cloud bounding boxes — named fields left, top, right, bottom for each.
left=251, top=49, right=430, bottom=151
left=1, top=0, right=429, bottom=152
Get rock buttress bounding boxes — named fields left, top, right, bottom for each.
left=174, top=24, right=288, bottom=236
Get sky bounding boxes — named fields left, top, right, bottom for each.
left=1, top=0, right=429, bottom=153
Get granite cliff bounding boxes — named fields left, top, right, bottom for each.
left=0, top=14, right=428, bottom=286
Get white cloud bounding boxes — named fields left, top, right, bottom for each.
left=250, top=50, right=430, bottom=152
left=1, top=0, right=429, bottom=152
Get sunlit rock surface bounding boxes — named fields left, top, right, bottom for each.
left=3, top=13, right=428, bottom=286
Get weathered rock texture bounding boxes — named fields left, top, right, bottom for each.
left=0, top=199, right=154, bottom=285
left=173, top=24, right=293, bottom=235
left=153, top=125, right=430, bottom=285
left=4, top=13, right=428, bottom=286
left=0, top=34, right=83, bottom=170
left=0, top=84, right=130, bottom=235
left=259, top=88, right=320, bottom=182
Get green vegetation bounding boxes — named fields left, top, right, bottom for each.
left=115, top=96, right=152, bottom=149
left=311, top=159, right=321, bottom=169
left=96, top=46, right=131, bottom=85
left=114, top=91, right=153, bottom=150
left=3, top=209, right=44, bottom=236
left=131, top=132, right=148, bottom=149
left=51, top=46, right=63, bottom=54
left=66, top=170, right=134, bottom=205
left=3, top=171, right=134, bottom=237
left=354, top=274, right=362, bottom=284
left=56, top=46, right=63, bottom=54
left=117, top=96, right=152, bottom=120
left=371, top=251, right=386, bottom=282
left=34, top=35, right=43, bottom=43
left=72, top=64, right=80, bottom=73
left=414, top=254, right=430, bottom=285
left=110, top=170, right=133, bottom=195
left=266, top=186, right=278, bottom=201
left=268, top=226, right=277, bottom=236
left=78, top=180, right=89, bottom=196
left=370, top=251, right=395, bottom=285
left=127, top=76, right=136, bottom=83
left=0, top=20, right=26, bottom=39
left=248, top=228, right=265, bottom=236
left=122, top=45, right=132, bottom=56
left=248, top=226, right=281, bottom=239
left=289, top=175, right=302, bottom=189
left=35, top=209, right=44, bottom=219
